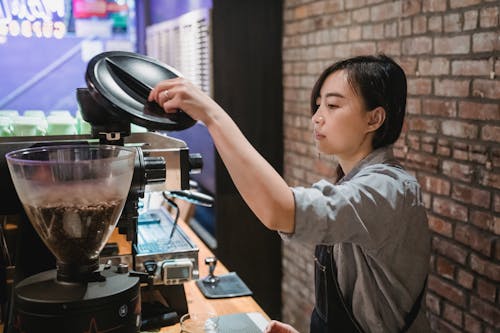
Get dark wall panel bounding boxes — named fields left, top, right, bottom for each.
left=212, top=0, right=283, bottom=320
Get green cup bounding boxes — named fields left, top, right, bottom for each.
left=0, top=116, right=13, bottom=136
left=12, top=116, right=41, bottom=136
left=46, top=115, right=77, bottom=135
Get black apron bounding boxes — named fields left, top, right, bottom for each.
left=310, top=245, right=425, bottom=333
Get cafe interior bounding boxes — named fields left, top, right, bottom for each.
left=0, top=0, right=283, bottom=332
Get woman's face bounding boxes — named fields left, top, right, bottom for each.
left=312, top=70, right=373, bottom=158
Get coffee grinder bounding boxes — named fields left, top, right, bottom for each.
left=5, top=145, right=140, bottom=333
left=0, top=51, right=205, bottom=332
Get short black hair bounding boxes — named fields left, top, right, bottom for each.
left=310, top=54, right=407, bottom=149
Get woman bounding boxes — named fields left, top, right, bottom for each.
left=149, top=54, right=431, bottom=333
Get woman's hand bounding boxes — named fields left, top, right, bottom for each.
left=264, top=320, right=300, bottom=333
left=147, top=77, right=223, bottom=126
left=149, top=78, right=295, bottom=233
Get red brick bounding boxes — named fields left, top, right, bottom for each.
left=402, top=0, right=421, bottom=17
left=435, top=79, right=470, bottom=97
left=384, top=21, right=398, bottom=38
left=459, top=101, right=500, bottom=121
left=406, top=151, right=439, bottom=171
left=437, top=139, right=452, bottom=157
left=371, top=2, right=400, bottom=21
left=344, top=0, right=366, bottom=10
left=398, top=18, right=412, bottom=36
left=437, top=257, right=456, bottom=279
left=469, top=296, right=500, bottom=327
left=433, top=197, right=469, bottom=222
left=455, top=223, right=494, bottom=256
left=479, top=170, right=500, bottom=191
left=408, top=78, right=432, bottom=95
left=452, top=59, right=491, bottom=76
left=422, top=98, right=456, bottom=117
left=428, top=214, right=453, bottom=237
left=442, top=160, right=474, bottom=182
left=444, top=13, right=462, bottom=32
left=470, top=254, right=500, bottom=281
left=428, top=15, right=443, bottom=32
left=409, top=117, right=439, bottom=133
left=324, top=1, right=344, bottom=13
left=493, top=148, right=500, bottom=168
left=442, top=120, right=478, bottom=139
left=419, top=58, right=450, bottom=76
left=352, top=7, right=370, bottom=23
left=450, top=143, right=488, bottom=163
left=481, top=125, right=500, bottom=142
left=457, top=269, right=475, bottom=289
left=479, top=6, right=499, bottom=28
left=397, top=57, right=418, bottom=75
left=292, top=6, right=309, bottom=21
left=423, top=0, right=447, bottom=12
left=470, top=210, right=499, bottom=234
left=452, top=183, right=491, bottom=208
left=473, top=32, right=497, bottom=53
left=476, top=278, right=496, bottom=302
left=433, top=237, right=469, bottom=265
left=450, top=0, right=483, bottom=8
left=377, top=40, right=401, bottom=55
left=464, top=314, right=482, bottom=333
left=473, top=79, right=500, bottom=99
left=463, top=10, right=479, bottom=30
left=443, top=302, right=463, bottom=327
left=428, top=275, right=466, bottom=306
left=402, top=37, right=432, bottom=55
left=468, top=145, right=489, bottom=164
left=495, top=193, right=500, bottom=214
left=412, top=15, right=427, bottom=34
left=435, top=35, right=471, bottom=54
left=420, top=175, right=451, bottom=195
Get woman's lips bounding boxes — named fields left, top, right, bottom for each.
left=314, top=130, right=325, bottom=140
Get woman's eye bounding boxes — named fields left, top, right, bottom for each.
left=327, top=104, right=338, bottom=109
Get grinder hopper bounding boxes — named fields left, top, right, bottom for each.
left=4, top=145, right=142, bottom=333
left=6, top=145, right=136, bottom=281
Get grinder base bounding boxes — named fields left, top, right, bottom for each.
left=10, top=267, right=140, bottom=333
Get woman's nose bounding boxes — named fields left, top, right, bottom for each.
left=312, top=112, right=324, bottom=124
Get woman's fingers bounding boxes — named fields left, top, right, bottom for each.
left=148, top=77, right=185, bottom=105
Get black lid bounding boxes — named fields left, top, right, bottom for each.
left=85, top=51, right=196, bottom=131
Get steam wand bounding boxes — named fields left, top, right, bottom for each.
left=162, top=188, right=214, bottom=241
left=162, top=192, right=180, bottom=241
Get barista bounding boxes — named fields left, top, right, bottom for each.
left=148, top=55, right=431, bottom=333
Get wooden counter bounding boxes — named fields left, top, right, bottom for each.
left=157, top=218, right=269, bottom=332
left=0, top=216, right=269, bottom=333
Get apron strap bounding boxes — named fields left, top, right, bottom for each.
left=401, top=277, right=427, bottom=332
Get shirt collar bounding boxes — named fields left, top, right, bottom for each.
left=339, top=146, right=395, bottom=183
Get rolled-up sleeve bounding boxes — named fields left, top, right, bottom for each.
left=280, top=167, right=407, bottom=248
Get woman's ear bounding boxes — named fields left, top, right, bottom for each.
left=366, top=107, right=386, bottom=132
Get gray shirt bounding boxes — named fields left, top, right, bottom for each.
left=281, top=147, right=431, bottom=333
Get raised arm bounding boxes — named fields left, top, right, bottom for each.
left=148, top=78, right=295, bottom=233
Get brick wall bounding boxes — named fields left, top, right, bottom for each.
left=281, top=1, right=499, bottom=332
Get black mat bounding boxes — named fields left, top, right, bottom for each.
left=196, top=272, right=253, bottom=299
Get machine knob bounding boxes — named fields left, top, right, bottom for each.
left=116, top=263, right=129, bottom=274
left=143, top=156, right=166, bottom=184
left=144, top=261, right=158, bottom=275
left=189, top=153, right=203, bottom=174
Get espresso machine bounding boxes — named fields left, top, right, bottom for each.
left=0, top=51, right=207, bottom=332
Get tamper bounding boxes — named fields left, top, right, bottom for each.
left=202, top=257, right=220, bottom=285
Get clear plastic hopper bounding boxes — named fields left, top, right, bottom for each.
left=6, top=145, right=136, bottom=281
